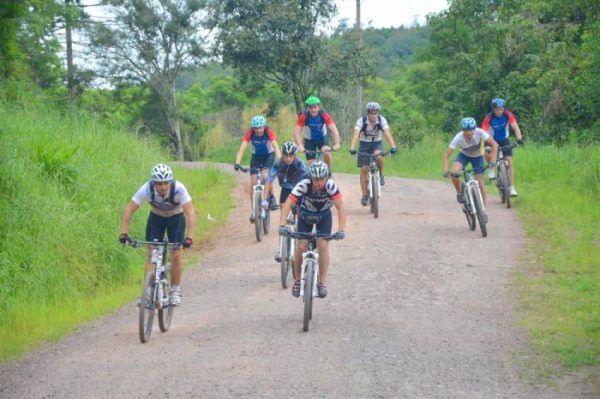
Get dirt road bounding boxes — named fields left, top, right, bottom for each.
left=0, top=166, right=590, bottom=398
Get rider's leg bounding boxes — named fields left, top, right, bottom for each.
left=171, top=249, right=182, bottom=286
left=360, top=166, right=369, bottom=194
left=322, top=146, right=332, bottom=171
left=508, top=156, right=515, bottom=185
left=376, top=154, right=384, bottom=174
left=294, top=240, right=308, bottom=280
left=451, top=161, right=464, bottom=193
left=317, top=239, right=329, bottom=284
left=249, top=173, right=258, bottom=201
left=476, top=174, right=487, bottom=203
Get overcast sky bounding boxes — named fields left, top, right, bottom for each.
left=335, top=0, right=448, bottom=28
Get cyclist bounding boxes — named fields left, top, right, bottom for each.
left=294, top=96, right=341, bottom=172
left=278, top=161, right=346, bottom=299
left=263, top=141, right=309, bottom=262
left=119, top=163, right=197, bottom=306
left=349, top=101, right=397, bottom=206
left=481, top=98, right=524, bottom=196
left=443, top=117, right=499, bottom=211
left=234, top=115, right=282, bottom=220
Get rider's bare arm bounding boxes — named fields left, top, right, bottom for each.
left=510, top=121, right=523, bottom=141
left=272, top=140, right=281, bottom=159
left=443, top=147, right=454, bottom=173
left=293, top=125, right=304, bottom=152
left=120, top=201, right=140, bottom=235
left=279, top=197, right=294, bottom=226
left=235, top=140, right=249, bottom=165
left=383, top=127, right=396, bottom=149
left=485, top=137, right=499, bottom=161
left=327, top=123, right=341, bottom=149
left=349, top=128, right=360, bottom=151
left=182, top=201, right=196, bottom=240
left=333, top=197, right=346, bottom=231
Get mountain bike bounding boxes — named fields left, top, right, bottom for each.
left=358, top=150, right=390, bottom=218
left=128, top=238, right=180, bottom=343
left=279, top=206, right=297, bottom=289
left=279, top=230, right=341, bottom=332
left=238, top=166, right=271, bottom=241
left=494, top=143, right=516, bottom=208
left=450, top=168, right=488, bottom=237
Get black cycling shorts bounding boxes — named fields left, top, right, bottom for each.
left=357, top=140, right=383, bottom=167
left=146, top=212, right=186, bottom=249
left=297, top=209, right=332, bottom=235
left=304, top=137, right=330, bottom=160
left=250, top=153, right=275, bottom=175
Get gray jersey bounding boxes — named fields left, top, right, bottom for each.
left=132, top=180, right=192, bottom=217
left=355, top=115, right=389, bottom=142
left=449, top=128, right=490, bottom=158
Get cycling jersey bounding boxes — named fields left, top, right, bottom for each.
left=266, top=157, right=309, bottom=190
left=132, top=180, right=192, bottom=217
left=449, top=128, right=490, bottom=158
left=355, top=115, right=389, bottom=142
left=296, top=111, right=334, bottom=140
left=243, top=127, right=278, bottom=155
left=481, top=110, right=517, bottom=141
left=289, top=178, right=341, bottom=214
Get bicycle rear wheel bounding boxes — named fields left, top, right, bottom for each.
left=497, top=164, right=506, bottom=204
left=280, top=237, right=292, bottom=289
left=303, top=261, right=315, bottom=332
left=139, top=271, right=155, bottom=343
left=473, top=187, right=487, bottom=237
left=158, top=271, right=173, bottom=333
left=254, top=191, right=263, bottom=241
left=370, top=173, right=379, bottom=218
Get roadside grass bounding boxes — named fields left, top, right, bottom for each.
left=0, top=102, right=234, bottom=361
left=206, top=132, right=600, bottom=369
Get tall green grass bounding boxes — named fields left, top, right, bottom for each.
left=206, top=132, right=600, bottom=369
left=0, top=100, right=234, bottom=361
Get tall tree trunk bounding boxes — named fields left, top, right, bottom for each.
left=163, top=83, right=184, bottom=161
left=65, top=0, right=76, bottom=103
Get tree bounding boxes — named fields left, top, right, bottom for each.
left=212, top=0, right=368, bottom=113
left=88, top=0, right=208, bottom=160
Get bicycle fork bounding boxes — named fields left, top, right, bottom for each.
left=151, top=247, right=170, bottom=309
left=300, top=253, right=319, bottom=299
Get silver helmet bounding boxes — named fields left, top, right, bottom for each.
left=150, top=163, right=173, bottom=182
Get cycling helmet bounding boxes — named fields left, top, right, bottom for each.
left=282, top=141, right=298, bottom=155
left=151, top=163, right=173, bottom=182
left=460, top=117, right=477, bottom=130
left=491, top=98, right=505, bottom=108
left=308, top=161, right=329, bottom=179
left=251, top=115, right=267, bottom=128
left=365, top=102, right=381, bottom=112
left=305, top=96, right=321, bottom=106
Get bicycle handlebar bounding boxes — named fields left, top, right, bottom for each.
left=127, top=239, right=181, bottom=248
left=279, top=230, right=339, bottom=240
left=356, top=151, right=391, bottom=158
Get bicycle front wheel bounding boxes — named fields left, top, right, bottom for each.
left=503, top=165, right=512, bottom=209
left=473, top=187, right=487, bottom=237
left=139, top=271, right=155, bottom=343
left=370, top=173, right=379, bottom=218
left=303, top=261, right=315, bottom=332
left=254, top=191, right=263, bottom=242
left=463, top=183, right=476, bottom=231
left=263, top=207, right=271, bottom=235
left=158, top=273, right=173, bottom=333
left=497, top=164, right=506, bottom=203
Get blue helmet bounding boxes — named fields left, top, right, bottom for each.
left=460, top=117, right=477, bottom=130
left=251, top=115, right=267, bottom=128
left=491, top=98, right=505, bottom=108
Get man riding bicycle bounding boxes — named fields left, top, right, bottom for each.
left=119, top=163, right=197, bottom=306
left=279, top=161, right=346, bottom=298
left=443, top=117, right=499, bottom=212
left=349, top=101, right=397, bottom=206
left=294, top=96, right=341, bottom=173
left=481, top=98, right=524, bottom=196
left=264, top=141, right=309, bottom=262
left=234, top=115, right=282, bottom=220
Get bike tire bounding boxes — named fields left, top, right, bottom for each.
left=504, top=165, right=512, bottom=209
left=497, top=164, right=506, bottom=204
left=254, top=191, right=263, bottom=242
left=462, top=183, right=476, bottom=231
left=280, top=238, right=292, bottom=289
left=370, top=174, right=379, bottom=218
left=139, top=271, right=155, bottom=343
left=473, top=187, right=488, bottom=237
left=263, top=207, right=271, bottom=235
left=303, top=261, right=314, bottom=332
left=158, top=270, right=173, bottom=333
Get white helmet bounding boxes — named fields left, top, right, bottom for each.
left=365, top=102, right=381, bottom=112
left=308, top=161, right=329, bottom=179
left=150, top=163, right=173, bottom=182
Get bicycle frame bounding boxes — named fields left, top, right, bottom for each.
left=130, top=239, right=177, bottom=309
left=299, top=241, right=319, bottom=299
left=462, top=170, right=485, bottom=216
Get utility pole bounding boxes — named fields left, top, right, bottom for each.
left=65, top=0, right=76, bottom=103
left=356, top=0, right=363, bottom=117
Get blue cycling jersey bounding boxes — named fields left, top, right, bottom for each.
left=266, top=158, right=309, bottom=190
